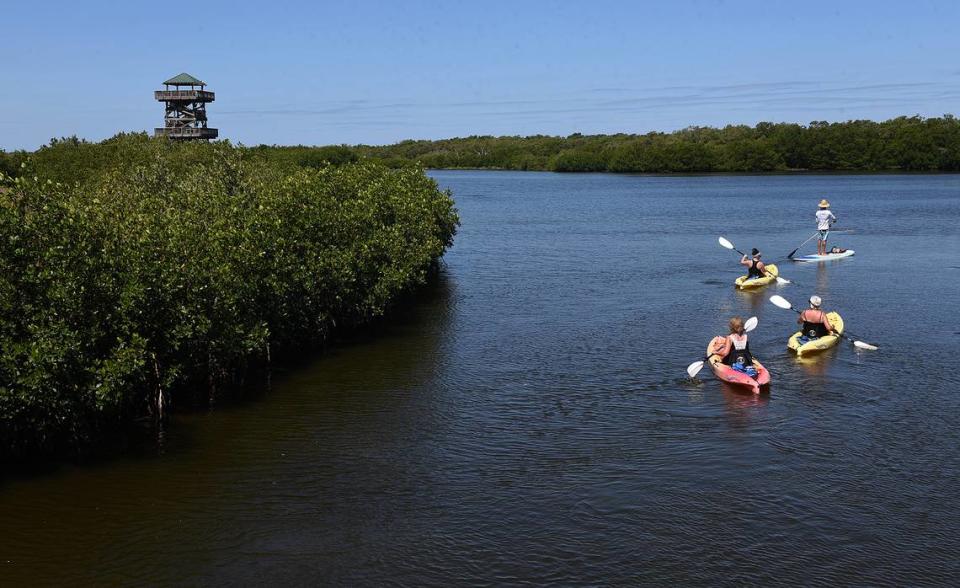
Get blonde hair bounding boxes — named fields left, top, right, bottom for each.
left=729, top=316, right=745, bottom=335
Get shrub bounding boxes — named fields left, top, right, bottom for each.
left=0, top=137, right=457, bottom=460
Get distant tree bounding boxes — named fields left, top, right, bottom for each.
left=551, top=149, right=608, bottom=172
left=298, top=145, right=359, bottom=168
left=720, top=139, right=783, bottom=171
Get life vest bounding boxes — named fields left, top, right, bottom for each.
left=722, top=334, right=753, bottom=366
left=801, top=310, right=830, bottom=338
left=747, top=259, right=764, bottom=279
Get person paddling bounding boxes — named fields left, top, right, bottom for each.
left=797, top=295, right=836, bottom=342
left=816, top=199, right=837, bottom=256
left=740, top=248, right=766, bottom=280
left=710, top=317, right=758, bottom=377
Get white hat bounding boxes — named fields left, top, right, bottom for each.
left=809, top=295, right=822, bottom=308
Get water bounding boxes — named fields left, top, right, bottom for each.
left=2, top=172, right=959, bottom=585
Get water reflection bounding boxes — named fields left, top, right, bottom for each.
left=720, top=385, right=770, bottom=431
left=793, top=347, right=840, bottom=377
left=733, top=287, right=767, bottom=315
left=0, top=271, right=460, bottom=586
left=815, top=261, right=829, bottom=294
left=721, top=385, right=770, bottom=408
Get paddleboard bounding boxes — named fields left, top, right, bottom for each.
left=792, top=250, right=855, bottom=262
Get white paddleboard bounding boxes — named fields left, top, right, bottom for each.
left=792, top=250, right=855, bottom=262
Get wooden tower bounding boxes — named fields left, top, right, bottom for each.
left=154, top=73, right=218, bottom=140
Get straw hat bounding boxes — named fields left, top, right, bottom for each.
left=819, top=199, right=830, bottom=208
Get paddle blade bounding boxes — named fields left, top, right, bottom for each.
left=769, top=295, right=792, bottom=310
left=775, top=276, right=791, bottom=284
left=744, top=316, right=759, bottom=332
left=686, top=361, right=705, bottom=378
left=718, top=236, right=734, bottom=250
left=853, top=341, right=879, bottom=351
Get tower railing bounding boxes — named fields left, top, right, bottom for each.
left=154, top=90, right=216, bottom=101
left=155, top=127, right=219, bottom=139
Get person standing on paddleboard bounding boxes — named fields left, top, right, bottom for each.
left=816, top=199, right=837, bottom=256
left=740, top=248, right=765, bottom=279
left=797, top=295, right=836, bottom=342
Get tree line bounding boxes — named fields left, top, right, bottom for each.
left=0, top=134, right=458, bottom=461
left=348, top=115, right=960, bottom=173
left=4, top=116, right=958, bottom=179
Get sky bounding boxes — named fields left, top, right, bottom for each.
left=2, top=0, right=959, bottom=149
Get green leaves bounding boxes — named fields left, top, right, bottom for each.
left=321, top=116, right=960, bottom=173
left=0, top=136, right=458, bottom=460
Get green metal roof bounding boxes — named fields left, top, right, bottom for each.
left=164, top=73, right=206, bottom=86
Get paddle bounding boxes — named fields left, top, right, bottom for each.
left=768, top=295, right=878, bottom=350
left=718, top=237, right=791, bottom=284
left=686, top=316, right=758, bottom=378
left=787, top=232, right=819, bottom=258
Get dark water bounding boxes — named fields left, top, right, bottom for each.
left=2, top=172, right=959, bottom=586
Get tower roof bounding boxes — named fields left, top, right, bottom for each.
left=164, top=73, right=206, bottom=86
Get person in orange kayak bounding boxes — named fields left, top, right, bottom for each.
left=740, top=248, right=766, bottom=279
left=709, top=316, right=758, bottom=377
left=816, top=199, right=837, bottom=256
left=797, top=295, right=837, bottom=342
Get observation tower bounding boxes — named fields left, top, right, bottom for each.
left=154, top=73, right=218, bottom=140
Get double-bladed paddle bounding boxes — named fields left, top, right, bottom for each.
left=768, top=295, right=878, bottom=350
left=686, top=316, right=759, bottom=378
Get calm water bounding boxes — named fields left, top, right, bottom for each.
left=2, top=172, right=959, bottom=586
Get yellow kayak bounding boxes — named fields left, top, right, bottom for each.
left=787, top=312, right=844, bottom=356
left=734, top=264, right=779, bottom=290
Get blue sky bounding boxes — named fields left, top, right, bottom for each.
left=2, top=0, right=958, bottom=149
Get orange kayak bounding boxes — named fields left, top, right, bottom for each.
left=706, top=337, right=771, bottom=394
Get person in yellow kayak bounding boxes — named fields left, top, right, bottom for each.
left=740, top=248, right=766, bottom=279
left=709, top=316, right=758, bottom=377
left=816, top=199, right=837, bottom=256
left=797, top=295, right=837, bottom=343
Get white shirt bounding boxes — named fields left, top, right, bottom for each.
left=816, top=209, right=836, bottom=230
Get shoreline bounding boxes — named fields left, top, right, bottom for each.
left=424, top=167, right=960, bottom=177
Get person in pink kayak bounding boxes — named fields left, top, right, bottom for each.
left=797, top=295, right=837, bottom=342
left=709, top=316, right=758, bottom=377
left=816, top=199, right=837, bottom=256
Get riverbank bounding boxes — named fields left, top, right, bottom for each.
left=420, top=167, right=960, bottom=176
left=0, top=135, right=458, bottom=462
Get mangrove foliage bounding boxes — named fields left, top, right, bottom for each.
left=4, top=116, right=959, bottom=178
left=0, top=134, right=458, bottom=461
left=349, top=116, right=960, bottom=173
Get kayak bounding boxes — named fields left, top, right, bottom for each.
left=787, top=312, right=845, bottom=357
left=792, top=250, right=855, bottom=262
left=734, top=263, right=779, bottom=289
left=706, top=337, right=771, bottom=394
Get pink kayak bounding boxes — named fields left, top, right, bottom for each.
left=706, top=338, right=771, bottom=394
